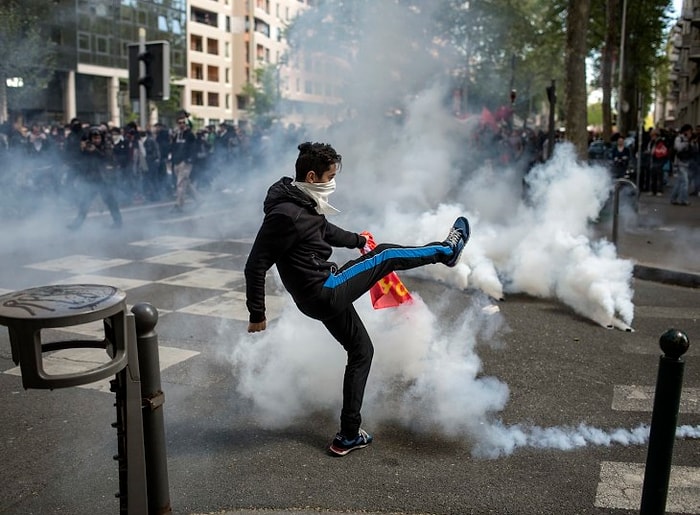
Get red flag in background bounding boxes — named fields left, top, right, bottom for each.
left=360, top=231, right=413, bottom=309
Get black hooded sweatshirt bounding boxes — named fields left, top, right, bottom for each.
left=244, top=177, right=365, bottom=323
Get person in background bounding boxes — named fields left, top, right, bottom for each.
left=153, top=122, right=171, bottom=198
left=610, top=136, right=630, bottom=179
left=244, top=141, right=470, bottom=457
left=67, top=126, right=122, bottom=230
left=671, top=123, right=692, bottom=206
left=110, top=126, right=132, bottom=205
left=142, top=129, right=161, bottom=201
left=170, top=111, right=199, bottom=212
left=690, top=125, right=700, bottom=197
left=647, top=129, right=669, bottom=197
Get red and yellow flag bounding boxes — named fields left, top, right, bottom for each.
left=360, top=231, right=413, bottom=309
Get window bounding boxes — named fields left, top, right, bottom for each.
left=191, top=7, right=217, bottom=27
left=191, top=35, right=203, bottom=52
left=225, top=68, right=230, bottom=83
left=208, top=92, right=220, bottom=107
left=254, top=18, right=270, bottom=37
left=95, top=35, right=108, bottom=54
left=78, top=32, right=90, bottom=51
left=191, top=63, right=204, bottom=80
left=207, top=38, right=218, bottom=55
left=225, top=42, right=230, bottom=58
left=207, top=65, right=219, bottom=82
left=225, top=94, right=231, bottom=109
left=192, top=90, right=204, bottom=105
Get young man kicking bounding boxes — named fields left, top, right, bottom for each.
left=244, top=142, right=470, bottom=456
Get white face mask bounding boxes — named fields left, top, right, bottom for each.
left=293, top=178, right=339, bottom=215
left=112, top=135, right=121, bottom=144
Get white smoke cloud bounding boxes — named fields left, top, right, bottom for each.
left=221, top=1, right=647, bottom=457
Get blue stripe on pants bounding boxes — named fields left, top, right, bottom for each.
left=323, top=244, right=451, bottom=289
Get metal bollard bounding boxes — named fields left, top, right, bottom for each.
left=611, top=178, right=638, bottom=246
left=132, top=303, right=172, bottom=515
left=639, top=328, right=690, bottom=515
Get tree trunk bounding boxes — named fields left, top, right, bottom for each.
left=564, top=0, right=591, bottom=160
left=602, top=0, right=618, bottom=143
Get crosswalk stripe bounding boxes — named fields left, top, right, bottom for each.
left=3, top=345, right=199, bottom=393
left=595, top=461, right=700, bottom=513
left=612, top=385, right=700, bottom=413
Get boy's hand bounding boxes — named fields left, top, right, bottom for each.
left=248, top=320, right=267, bottom=333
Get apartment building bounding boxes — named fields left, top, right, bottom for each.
left=664, top=0, right=700, bottom=127
left=185, top=0, right=302, bottom=126
left=185, top=0, right=346, bottom=129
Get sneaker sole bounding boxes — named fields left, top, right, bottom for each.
left=328, top=442, right=369, bottom=456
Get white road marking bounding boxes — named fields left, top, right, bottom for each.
left=157, top=268, right=244, bottom=290
left=53, top=275, right=150, bottom=292
left=177, top=290, right=287, bottom=321
left=612, top=385, right=700, bottom=413
left=3, top=345, right=199, bottom=393
left=595, top=461, right=700, bottom=512
left=129, top=235, right=215, bottom=249
left=25, top=255, right=131, bottom=273
left=143, top=249, right=231, bottom=268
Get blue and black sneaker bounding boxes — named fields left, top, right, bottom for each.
left=443, top=216, right=470, bottom=267
left=328, top=428, right=373, bottom=456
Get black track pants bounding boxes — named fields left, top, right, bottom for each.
left=301, top=241, right=451, bottom=438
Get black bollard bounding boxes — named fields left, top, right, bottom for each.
left=639, top=328, right=690, bottom=515
left=132, top=303, right=172, bottom=515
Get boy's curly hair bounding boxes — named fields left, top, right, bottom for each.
left=294, top=142, right=342, bottom=181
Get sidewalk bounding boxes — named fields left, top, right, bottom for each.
left=604, top=190, right=700, bottom=288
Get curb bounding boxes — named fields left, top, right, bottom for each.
left=633, top=264, right=700, bottom=289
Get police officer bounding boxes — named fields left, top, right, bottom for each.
left=67, top=126, right=123, bottom=230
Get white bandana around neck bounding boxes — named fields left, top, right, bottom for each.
left=292, top=178, right=340, bottom=215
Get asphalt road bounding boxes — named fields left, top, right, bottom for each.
left=0, top=194, right=698, bottom=515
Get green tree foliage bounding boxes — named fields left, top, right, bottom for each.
left=241, top=65, right=281, bottom=130
left=618, top=0, right=673, bottom=134
left=281, top=0, right=672, bottom=140
left=589, top=0, right=673, bottom=137
left=0, top=1, right=57, bottom=122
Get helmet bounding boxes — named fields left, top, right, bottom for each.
left=89, top=126, right=102, bottom=137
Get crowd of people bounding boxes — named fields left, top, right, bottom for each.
left=0, top=111, right=308, bottom=225
left=589, top=125, right=700, bottom=205
left=1, top=108, right=697, bottom=226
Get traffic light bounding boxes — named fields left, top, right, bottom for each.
left=128, top=41, right=170, bottom=101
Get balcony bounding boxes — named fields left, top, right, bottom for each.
left=690, top=43, right=700, bottom=61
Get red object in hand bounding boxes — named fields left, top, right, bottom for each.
left=360, top=231, right=413, bottom=309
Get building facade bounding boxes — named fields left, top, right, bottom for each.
left=8, top=0, right=346, bottom=130
left=663, top=0, right=700, bottom=128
